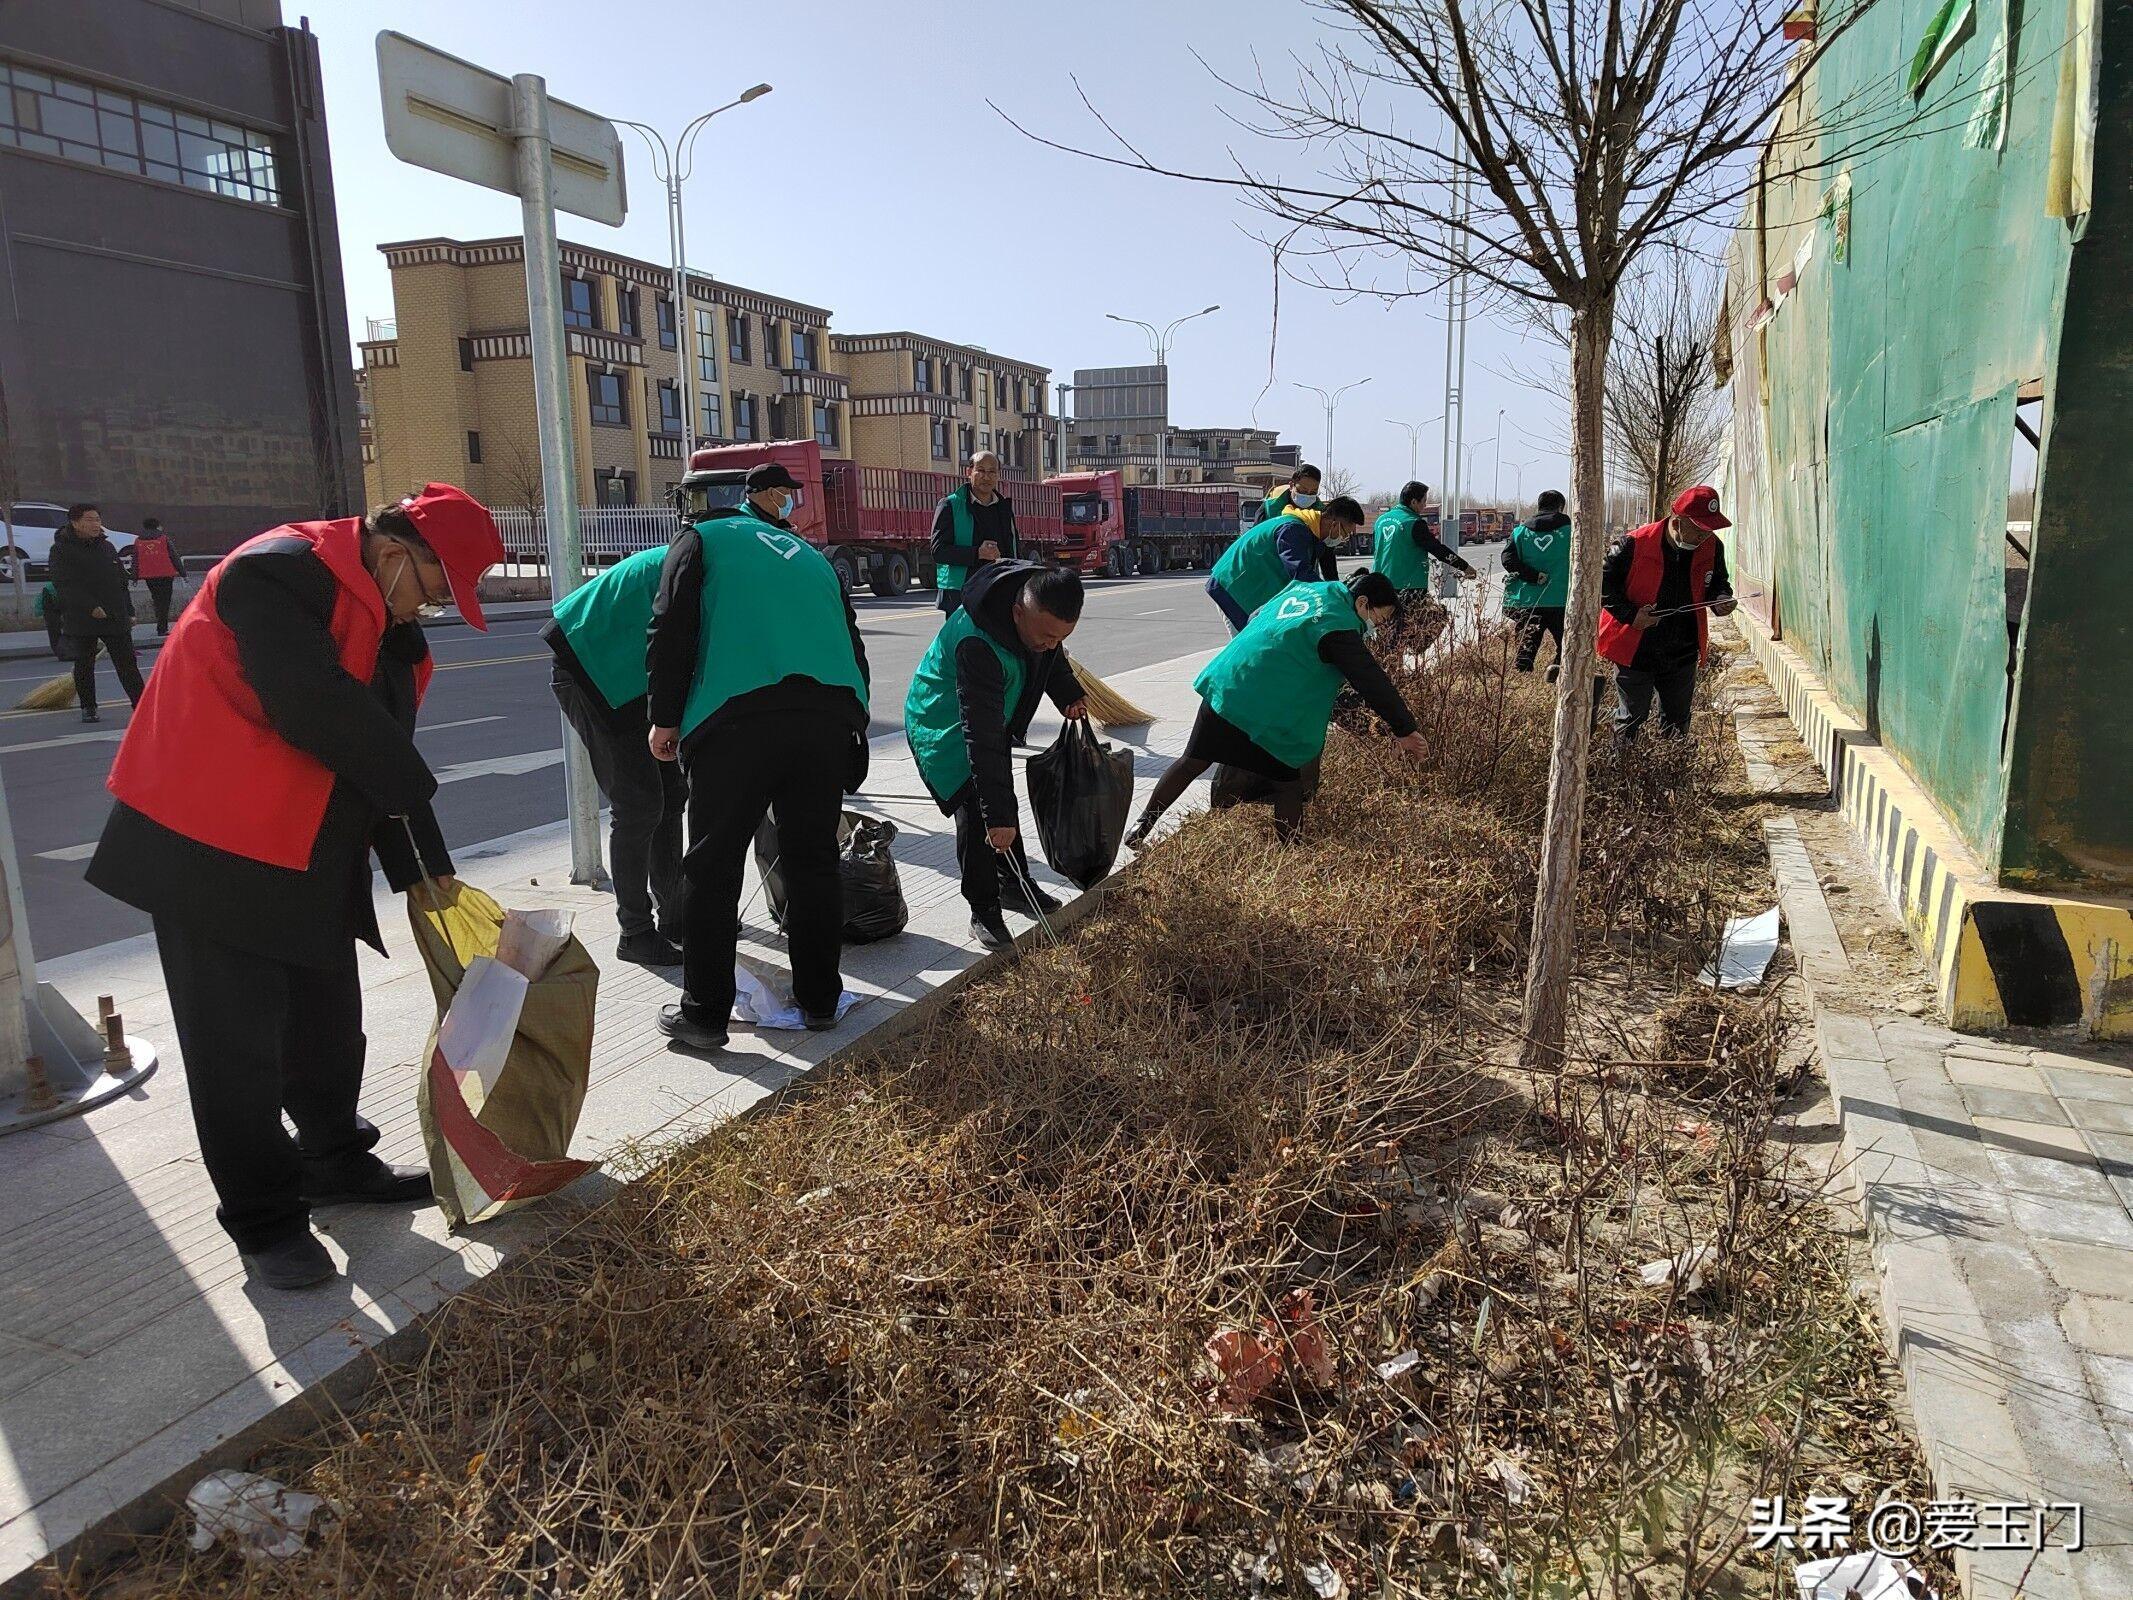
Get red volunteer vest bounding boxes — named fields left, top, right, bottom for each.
left=1595, top=522, right=1717, bottom=669
left=106, top=519, right=431, bottom=870
left=131, top=534, right=180, bottom=579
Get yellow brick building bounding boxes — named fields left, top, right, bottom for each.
left=359, top=236, right=842, bottom=510
left=829, top=332, right=1053, bottom=480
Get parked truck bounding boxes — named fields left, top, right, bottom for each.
left=1046, top=470, right=1249, bottom=578
left=676, top=441, right=1064, bottom=597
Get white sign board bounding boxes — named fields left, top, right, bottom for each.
left=376, top=30, right=626, bottom=226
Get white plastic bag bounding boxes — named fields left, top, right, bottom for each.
left=186, top=1469, right=335, bottom=1561
left=732, top=952, right=859, bottom=1031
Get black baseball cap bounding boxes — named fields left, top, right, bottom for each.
left=745, top=462, right=802, bottom=493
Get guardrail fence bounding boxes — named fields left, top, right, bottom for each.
left=490, top=506, right=681, bottom=574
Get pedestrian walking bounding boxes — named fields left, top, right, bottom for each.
left=904, top=561, right=1088, bottom=952
left=1597, top=484, right=1737, bottom=737
left=132, top=517, right=183, bottom=635
left=1501, top=489, right=1572, bottom=679
left=1371, top=480, right=1476, bottom=656
left=48, top=503, right=144, bottom=722
left=1125, top=571, right=1425, bottom=848
left=1206, top=495, right=1363, bottom=632
left=85, top=483, right=504, bottom=1290
left=930, top=448, right=1018, bottom=614
left=646, top=461, right=871, bottom=1053
left=1262, top=463, right=1322, bottom=522
left=545, top=540, right=689, bottom=970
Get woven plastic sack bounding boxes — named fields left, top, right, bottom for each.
left=407, top=880, right=601, bottom=1227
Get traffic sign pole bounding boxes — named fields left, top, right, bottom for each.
left=509, top=73, right=606, bottom=887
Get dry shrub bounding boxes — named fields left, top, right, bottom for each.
left=61, top=625, right=1930, bottom=1600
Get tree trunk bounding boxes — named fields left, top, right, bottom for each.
left=1519, top=293, right=1614, bottom=1072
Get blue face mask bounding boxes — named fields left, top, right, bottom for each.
left=1291, top=490, right=1319, bottom=508
left=776, top=493, right=795, bottom=520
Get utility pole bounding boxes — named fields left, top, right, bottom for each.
left=1294, top=377, right=1372, bottom=482
left=1386, top=413, right=1442, bottom=484
left=1106, top=305, right=1219, bottom=488
left=1054, top=381, right=1073, bottom=474
left=1493, top=407, right=1505, bottom=501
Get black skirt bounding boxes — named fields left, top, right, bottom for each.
left=1184, top=703, right=1299, bottom=783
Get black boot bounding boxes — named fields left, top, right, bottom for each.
left=970, top=906, right=1013, bottom=951
left=240, top=1232, right=338, bottom=1291
left=299, top=1152, right=432, bottom=1206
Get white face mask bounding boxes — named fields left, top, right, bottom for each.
left=777, top=492, right=795, bottom=520
left=1291, top=490, right=1319, bottom=508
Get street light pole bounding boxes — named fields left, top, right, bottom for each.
left=1494, top=407, right=1505, bottom=500
left=1106, top=305, right=1219, bottom=488
left=1294, top=377, right=1372, bottom=483
left=616, top=84, right=771, bottom=473
left=1463, top=432, right=1498, bottom=500
left=1054, top=381, right=1072, bottom=474
left=1387, top=413, right=1443, bottom=484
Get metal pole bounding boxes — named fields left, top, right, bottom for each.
left=513, top=73, right=606, bottom=887
left=1494, top=408, right=1505, bottom=501
left=1055, top=381, right=1071, bottom=473
left=1155, top=333, right=1167, bottom=490
left=670, top=168, right=694, bottom=463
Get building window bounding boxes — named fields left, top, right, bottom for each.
left=1105, top=434, right=1122, bottom=453
left=1013, top=377, right=1025, bottom=413
left=790, top=328, right=816, bottom=372
left=0, top=61, right=283, bottom=205
left=755, top=316, right=776, bottom=368
left=960, top=365, right=974, bottom=402
left=931, top=417, right=950, bottom=460
left=466, top=430, right=483, bottom=464
left=959, top=424, right=975, bottom=461
left=700, top=390, right=722, bottom=439
left=815, top=402, right=838, bottom=449
left=658, top=381, right=683, bottom=435
left=695, top=309, right=718, bottom=381
left=588, top=369, right=626, bottom=426
left=994, top=373, right=1008, bottom=409
left=617, top=285, right=639, bottom=340
left=914, top=354, right=931, bottom=394
left=596, top=471, right=636, bottom=508
left=1078, top=435, right=1097, bottom=452
left=563, top=276, right=597, bottom=330
left=733, top=393, right=757, bottom=442
left=727, top=311, right=750, bottom=364
left=656, top=295, right=676, bottom=351
left=457, top=337, right=475, bottom=373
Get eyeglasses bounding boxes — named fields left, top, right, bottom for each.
left=395, top=541, right=451, bottom=614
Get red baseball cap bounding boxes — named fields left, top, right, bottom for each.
left=1670, top=484, right=1731, bottom=531
left=397, top=483, right=504, bottom=630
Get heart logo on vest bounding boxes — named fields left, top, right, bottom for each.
left=756, top=531, right=803, bottom=560
left=1531, top=532, right=1556, bottom=552
left=1275, top=593, right=1315, bottom=620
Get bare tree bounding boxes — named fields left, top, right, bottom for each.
left=1605, top=255, right=1726, bottom=522
left=496, top=442, right=547, bottom=510
left=1005, top=0, right=1865, bottom=1069
left=1321, top=463, right=1363, bottom=500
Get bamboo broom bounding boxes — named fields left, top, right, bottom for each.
left=17, top=671, right=76, bottom=711
left=1071, top=659, right=1154, bottom=729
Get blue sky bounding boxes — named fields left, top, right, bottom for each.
left=308, top=0, right=1570, bottom=503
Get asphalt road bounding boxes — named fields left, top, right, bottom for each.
left=0, top=568, right=1244, bottom=960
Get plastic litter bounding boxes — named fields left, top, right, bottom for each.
left=1697, top=905, right=1781, bottom=990
left=1794, top=1551, right=1936, bottom=1600
left=1025, top=719, right=1134, bottom=889
left=1638, top=1243, right=1722, bottom=1293
left=186, top=1469, right=335, bottom=1562
left=1302, top=1559, right=1349, bottom=1599
left=732, top=953, right=860, bottom=1030
left=753, top=810, right=909, bottom=944
left=1373, top=1348, right=1422, bottom=1380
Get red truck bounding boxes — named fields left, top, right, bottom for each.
left=1046, top=470, right=1249, bottom=578
left=676, top=441, right=1065, bottom=597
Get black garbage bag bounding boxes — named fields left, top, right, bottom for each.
left=1025, top=719, right=1135, bottom=890
left=752, top=810, right=909, bottom=943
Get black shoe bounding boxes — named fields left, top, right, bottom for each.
left=1123, top=816, right=1155, bottom=853
left=300, top=1153, right=432, bottom=1207
left=803, top=1010, right=839, bottom=1032
left=1545, top=662, right=1561, bottom=684
left=1000, top=880, right=1062, bottom=917
left=80, top=708, right=99, bottom=724
left=657, top=1004, right=728, bottom=1052
left=240, top=1232, right=338, bottom=1291
left=970, top=908, right=1013, bottom=952
left=616, top=930, right=684, bottom=968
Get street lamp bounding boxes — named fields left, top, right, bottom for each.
left=1294, top=377, right=1372, bottom=480
left=1106, top=304, right=1220, bottom=487
left=1386, top=413, right=1443, bottom=484
left=1055, top=380, right=1073, bottom=474
left=615, top=83, right=773, bottom=470
left=1504, top=457, right=1537, bottom=506
left=1463, top=432, right=1498, bottom=501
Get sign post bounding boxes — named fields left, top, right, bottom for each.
left=377, top=31, right=625, bottom=885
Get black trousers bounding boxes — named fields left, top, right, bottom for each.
left=679, top=713, right=846, bottom=1026
left=153, top=916, right=377, bottom=1253
left=1510, top=606, right=1566, bottom=671
left=1614, top=661, right=1698, bottom=737
left=550, top=665, right=687, bottom=940
left=952, top=789, right=1034, bottom=912
left=146, top=578, right=175, bottom=633
left=68, top=628, right=144, bottom=712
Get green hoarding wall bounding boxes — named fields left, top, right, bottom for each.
left=1724, top=0, right=2130, bottom=892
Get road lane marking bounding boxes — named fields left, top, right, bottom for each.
left=0, top=730, right=124, bottom=755
left=1135, top=608, right=1173, bottom=616
left=430, top=651, right=551, bottom=672
left=433, top=747, right=563, bottom=785
left=37, top=843, right=97, bottom=862
left=416, top=715, right=506, bottom=737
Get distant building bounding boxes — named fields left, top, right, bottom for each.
left=1170, top=426, right=1301, bottom=497
left=361, top=236, right=839, bottom=511
left=832, top=333, right=1052, bottom=480
left=1064, top=367, right=1298, bottom=490
left=0, top=0, right=362, bottom=548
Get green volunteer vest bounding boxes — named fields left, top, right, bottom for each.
left=1505, top=519, right=1572, bottom=609
left=1262, top=488, right=1293, bottom=521
left=1194, top=579, right=1362, bottom=769
left=1212, top=513, right=1313, bottom=619
left=1372, top=505, right=1437, bottom=592
left=905, top=605, right=1023, bottom=804
left=678, top=507, right=868, bottom=739
left=551, top=543, right=667, bottom=709
left=936, top=486, right=988, bottom=593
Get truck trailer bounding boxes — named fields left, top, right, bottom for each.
left=1046, top=470, right=1249, bottom=578
left=677, top=441, right=1064, bottom=596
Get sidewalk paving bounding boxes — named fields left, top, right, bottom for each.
left=1731, top=649, right=2133, bottom=1600
left=0, top=644, right=1220, bottom=1588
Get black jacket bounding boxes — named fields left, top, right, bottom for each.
left=49, top=529, right=134, bottom=635
left=930, top=491, right=1018, bottom=579
left=1600, top=530, right=1733, bottom=673
left=1500, top=510, right=1571, bottom=588
left=953, top=560, right=1082, bottom=825
left=1321, top=631, right=1418, bottom=736
left=646, top=508, right=872, bottom=781
left=86, top=538, right=453, bottom=968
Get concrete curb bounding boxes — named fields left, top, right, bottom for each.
left=8, top=875, right=1116, bottom=1595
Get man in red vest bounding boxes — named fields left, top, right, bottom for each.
left=1596, top=484, right=1736, bottom=737
left=87, top=484, right=503, bottom=1290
